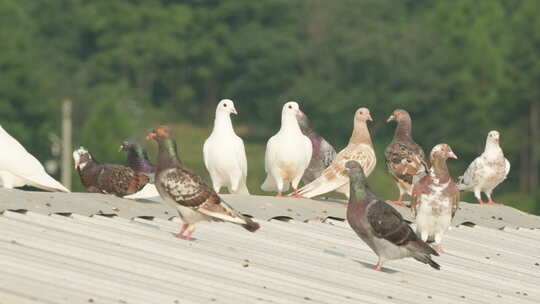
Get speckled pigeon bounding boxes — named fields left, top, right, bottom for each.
left=73, top=147, right=149, bottom=197
left=148, top=126, right=259, bottom=240
left=385, top=109, right=428, bottom=206
left=458, top=130, right=510, bottom=205
left=412, top=144, right=459, bottom=253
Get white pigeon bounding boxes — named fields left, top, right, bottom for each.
left=261, top=101, right=312, bottom=196
left=0, top=125, right=70, bottom=192
left=203, top=99, right=250, bottom=195
left=294, top=107, right=376, bottom=199
left=458, top=130, right=510, bottom=205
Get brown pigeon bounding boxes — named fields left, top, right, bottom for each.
left=411, top=144, right=459, bottom=253
left=73, top=147, right=149, bottom=197
left=294, top=107, right=376, bottom=199
left=147, top=126, right=259, bottom=240
left=384, top=109, right=428, bottom=206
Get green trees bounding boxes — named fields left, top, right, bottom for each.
left=0, top=0, right=538, bottom=212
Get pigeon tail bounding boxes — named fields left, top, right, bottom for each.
left=26, top=174, right=70, bottom=193
left=297, top=175, right=344, bottom=199
left=242, top=217, right=260, bottom=232
left=413, top=253, right=441, bottom=270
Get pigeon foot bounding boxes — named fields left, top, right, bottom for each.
left=375, top=264, right=382, bottom=271
left=185, top=231, right=194, bottom=241
left=176, top=224, right=189, bottom=238
left=486, top=200, right=503, bottom=205
left=436, top=244, right=445, bottom=254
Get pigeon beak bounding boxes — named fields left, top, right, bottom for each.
left=386, top=115, right=395, bottom=123
left=74, top=161, right=79, bottom=169
left=117, top=145, right=124, bottom=152
left=231, top=107, right=238, bottom=115
left=367, top=114, right=373, bottom=122
left=296, top=109, right=304, bottom=116
left=448, top=151, right=458, bottom=159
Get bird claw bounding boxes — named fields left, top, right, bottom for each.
left=436, top=245, right=445, bottom=254
left=375, top=264, right=382, bottom=271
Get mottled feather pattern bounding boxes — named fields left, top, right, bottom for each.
left=79, top=162, right=148, bottom=197
left=159, top=168, right=219, bottom=207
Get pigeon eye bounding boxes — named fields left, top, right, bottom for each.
left=223, top=104, right=227, bottom=107
left=288, top=105, right=292, bottom=109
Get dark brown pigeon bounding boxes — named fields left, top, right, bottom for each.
left=411, top=144, right=459, bottom=253
left=147, top=126, right=259, bottom=240
left=345, top=160, right=439, bottom=271
left=73, top=147, right=149, bottom=197
left=384, top=109, right=428, bottom=206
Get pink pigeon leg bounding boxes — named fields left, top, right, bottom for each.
left=388, top=194, right=406, bottom=206
left=486, top=195, right=503, bottom=205
left=176, top=224, right=189, bottom=238
left=375, top=263, right=382, bottom=271
left=185, top=230, right=194, bottom=241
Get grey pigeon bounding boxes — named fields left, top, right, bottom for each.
left=458, top=130, right=510, bottom=205
left=296, top=111, right=337, bottom=185
left=385, top=109, right=428, bottom=206
left=148, top=126, right=260, bottom=241
left=345, top=160, right=440, bottom=271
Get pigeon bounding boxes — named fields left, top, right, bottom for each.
left=296, top=111, right=337, bottom=185
left=0, top=125, right=69, bottom=192
left=119, top=140, right=156, bottom=183
left=344, top=160, right=440, bottom=271
left=203, top=99, right=250, bottom=195
left=73, top=147, right=149, bottom=197
left=294, top=107, right=376, bottom=199
left=385, top=109, right=428, bottom=206
left=261, top=101, right=312, bottom=196
left=458, top=130, right=510, bottom=205
left=411, top=144, right=459, bottom=253
left=147, top=126, right=259, bottom=240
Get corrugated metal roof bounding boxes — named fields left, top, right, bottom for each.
left=0, top=190, right=539, bottom=304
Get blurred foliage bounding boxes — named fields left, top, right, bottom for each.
left=0, top=0, right=538, bottom=213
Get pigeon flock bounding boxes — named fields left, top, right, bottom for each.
left=0, top=100, right=512, bottom=271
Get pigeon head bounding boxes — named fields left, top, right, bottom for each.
left=355, top=107, right=373, bottom=123
left=430, top=144, right=458, bottom=161
left=73, top=147, right=92, bottom=170
left=119, top=140, right=147, bottom=158
left=217, top=99, right=238, bottom=115
left=282, top=101, right=303, bottom=117
left=386, top=109, right=411, bottom=123
left=295, top=110, right=313, bottom=134
left=146, top=126, right=172, bottom=141
left=487, top=130, right=500, bottom=143
left=344, top=160, right=368, bottom=183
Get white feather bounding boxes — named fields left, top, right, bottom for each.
left=0, top=125, right=69, bottom=192
left=203, top=99, right=250, bottom=195
left=261, top=102, right=312, bottom=193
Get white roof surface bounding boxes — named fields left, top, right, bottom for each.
left=0, top=189, right=539, bottom=304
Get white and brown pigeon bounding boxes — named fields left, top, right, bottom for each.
left=203, top=99, right=250, bottom=195
left=412, top=144, right=459, bottom=253
left=148, top=126, right=259, bottom=240
left=261, top=101, right=312, bottom=196
left=0, top=125, right=69, bottom=192
left=73, top=147, right=149, bottom=197
left=345, top=160, right=440, bottom=271
left=458, top=130, right=510, bottom=205
left=385, top=109, right=428, bottom=206
left=296, top=111, right=337, bottom=185
left=293, top=107, right=376, bottom=199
